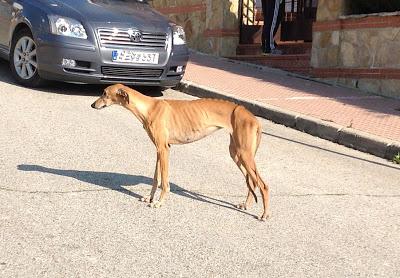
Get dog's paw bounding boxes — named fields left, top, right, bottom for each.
left=140, top=196, right=152, bottom=203
left=235, top=203, right=247, bottom=210
left=149, top=201, right=163, bottom=208
left=257, top=212, right=271, bottom=221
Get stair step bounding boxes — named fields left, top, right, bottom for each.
left=227, top=54, right=311, bottom=75
left=232, top=54, right=310, bottom=63
left=237, top=42, right=312, bottom=55
left=278, top=67, right=312, bottom=75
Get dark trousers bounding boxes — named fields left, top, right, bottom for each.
left=261, top=0, right=284, bottom=52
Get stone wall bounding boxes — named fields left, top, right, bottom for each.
left=151, top=0, right=240, bottom=56
left=316, top=0, right=347, bottom=21
left=339, top=27, right=400, bottom=69
left=312, top=0, right=400, bottom=98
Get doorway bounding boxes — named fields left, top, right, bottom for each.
left=239, top=0, right=318, bottom=44
left=281, top=0, right=318, bottom=42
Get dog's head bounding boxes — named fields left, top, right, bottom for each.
left=91, top=84, right=129, bottom=110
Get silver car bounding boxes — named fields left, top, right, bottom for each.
left=0, top=0, right=189, bottom=87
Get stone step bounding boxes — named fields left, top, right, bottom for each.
left=230, top=54, right=310, bottom=67
left=227, top=54, right=312, bottom=75
left=237, top=42, right=312, bottom=55
left=278, top=67, right=313, bottom=75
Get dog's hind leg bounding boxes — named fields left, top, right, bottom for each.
left=238, top=152, right=270, bottom=221
left=231, top=109, right=270, bottom=220
left=229, top=136, right=257, bottom=210
left=238, top=175, right=257, bottom=210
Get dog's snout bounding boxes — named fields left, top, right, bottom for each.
left=91, top=102, right=96, bottom=109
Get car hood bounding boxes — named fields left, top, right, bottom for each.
left=40, top=0, right=170, bottom=32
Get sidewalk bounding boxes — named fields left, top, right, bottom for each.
left=177, top=51, right=400, bottom=160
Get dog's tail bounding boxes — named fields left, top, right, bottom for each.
left=249, top=123, right=263, bottom=203
left=237, top=147, right=259, bottom=203
left=246, top=174, right=258, bottom=203
left=240, top=154, right=268, bottom=204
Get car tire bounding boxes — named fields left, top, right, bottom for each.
left=9, top=28, right=44, bottom=87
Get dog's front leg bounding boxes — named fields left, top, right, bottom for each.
left=150, top=146, right=170, bottom=208
left=141, top=154, right=161, bottom=204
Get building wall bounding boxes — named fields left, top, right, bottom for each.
left=312, top=0, right=400, bottom=98
left=316, top=0, right=347, bottom=21
left=151, top=0, right=240, bottom=56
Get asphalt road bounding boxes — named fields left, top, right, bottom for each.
left=0, top=60, right=400, bottom=277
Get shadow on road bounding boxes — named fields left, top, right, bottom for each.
left=263, top=131, right=400, bottom=171
left=17, top=164, right=257, bottom=218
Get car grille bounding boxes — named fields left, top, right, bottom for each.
left=98, top=28, right=167, bottom=48
left=101, top=66, right=163, bottom=78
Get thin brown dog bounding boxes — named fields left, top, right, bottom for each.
left=91, top=84, right=270, bottom=220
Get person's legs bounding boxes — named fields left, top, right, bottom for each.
left=262, top=0, right=282, bottom=54
left=273, top=0, right=285, bottom=47
left=261, top=0, right=274, bottom=53
left=261, top=0, right=268, bottom=52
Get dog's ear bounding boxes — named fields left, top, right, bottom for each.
left=117, top=88, right=129, bottom=104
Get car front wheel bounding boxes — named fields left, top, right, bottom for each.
left=10, top=29, right=44, bottom=87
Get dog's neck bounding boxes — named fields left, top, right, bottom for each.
left=123, top=90, right=154, bottom=125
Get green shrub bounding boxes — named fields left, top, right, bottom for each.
left=348, top=0, right=400, bottom=15
left=394, top=152, right=400, bottom=164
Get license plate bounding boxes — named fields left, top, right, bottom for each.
left=111, top=50, right=159, bottom=64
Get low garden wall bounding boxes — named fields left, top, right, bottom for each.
left=311, top=0, right=400, bottom=98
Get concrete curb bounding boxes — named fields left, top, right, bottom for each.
left=177, top=80, right=400, bottom=161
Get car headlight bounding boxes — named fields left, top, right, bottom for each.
left=172, top=25, right=186, bottom=45
left=48, top=15, right=88, bottom=39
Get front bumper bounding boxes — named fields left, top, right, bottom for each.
left=36, top=35, right=189, bottom=87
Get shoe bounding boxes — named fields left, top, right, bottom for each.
left=261, top=48, right=283, bottom=55
left=271, top=48, right=283, bottom=55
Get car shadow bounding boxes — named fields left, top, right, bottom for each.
left=0, top=59, right=163, bottom=97
left=17, top=164, right=257, bottom=218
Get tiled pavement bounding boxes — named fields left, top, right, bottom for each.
left=182, top=52, right=400, bottom=143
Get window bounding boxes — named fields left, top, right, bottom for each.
left=348, top=1, right=400, bottom=15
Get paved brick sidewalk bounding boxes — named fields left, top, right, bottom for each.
left=183, top=52, right=400, bottom=143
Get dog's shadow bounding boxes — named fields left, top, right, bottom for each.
left=17, top=164, right=256, bottom=218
